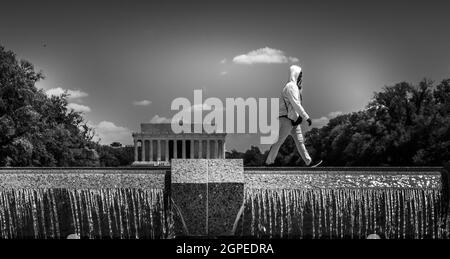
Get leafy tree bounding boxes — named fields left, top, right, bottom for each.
left=226, top=149, right=245, bottom=160
left=0, top=45, right=96, bottom=166
left=95, top=144, right=134, bottom=167
left=305, top=78, right=450, bottom=166
left=110, top=142, right=123, bottom=148
left=243, top=146, right=266, bottom=166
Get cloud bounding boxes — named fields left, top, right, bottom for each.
left=311, top=111, right=343, bottom=128
left=312, top=116, right=329, bottom=127
left=46, top=87, right=88, bottom=99
left=150, top=115, right=171, bottom=123
left=232, top=47, right=299, bottom=65
left=67, top=103, right=91, bottom=113
left=328, top=111, right=343, bottom=118
left=133, top=100, right=152, bottom=106
left=46, top=87, right=91, bottom=113
left=220, top=71, right=228, bottom=76
left=220, top=59, right=227, bottom=64
left=93, top=121, right=132, bottom=145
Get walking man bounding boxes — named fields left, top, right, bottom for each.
left=265, top=65, right=322, bottom=167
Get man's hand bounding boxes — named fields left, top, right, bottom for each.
left=291, top=116, right=302, bottom=126
left=307, top=118, right=312, bottom=126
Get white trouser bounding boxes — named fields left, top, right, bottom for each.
left=265, top=116, right=312, bottom=165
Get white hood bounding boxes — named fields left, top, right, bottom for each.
left=279, top=64, right=310, bottom=121
left=289, top=65, right=302, bottom=84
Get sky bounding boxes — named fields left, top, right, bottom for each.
left=1, top=0, right=449, bottom=151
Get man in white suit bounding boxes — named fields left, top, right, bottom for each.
left=265, top=65, right=322, bottom=167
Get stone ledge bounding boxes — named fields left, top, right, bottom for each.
left=171, top=159, right=244, bottom=183
left=0, top=170, right=167, bottom=189
left=244, top=169, right=443, bottom=190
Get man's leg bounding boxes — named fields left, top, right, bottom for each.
left=291, top=125, right=312, bottom=166
left=265, top=117, right=292, bottom=165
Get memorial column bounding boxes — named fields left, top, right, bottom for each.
left=149, top=139, right=153, bottom=162
left=214, top=139, right=219, bottom=158
left=157, top=139, right=161, bottom=161
left=165, top=140, right=169, bottom=161
left=142, top=138, right=146, bottom=162
left=222, top=139, right=226, bottom=158
left=206, top=139, right=210, bottom=159
left=134, top=139, right=138, bottom=162
left=174, top=140, right=178, bottom=159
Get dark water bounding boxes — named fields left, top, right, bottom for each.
left=238, top=188, right=446, bottom=239
left=0, top=188, right=167, bottom=239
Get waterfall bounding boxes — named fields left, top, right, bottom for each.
left=240, top=188, right=444, bottom=239
left=0, top=188, right=167, bottom=239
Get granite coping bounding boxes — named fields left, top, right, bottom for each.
left=0, top=167, right=170, bottom=172
left=208, top=159, right=244, bottom=183
left=171, top=159, right=244, bottom=183
left=244, top=166, right=446, bottom=173
left=0, top=169, right=167, bottom=189
left=244, top=170, right=443, bottom=190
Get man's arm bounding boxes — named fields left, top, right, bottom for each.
left=286, top=84, right=310, bottom=120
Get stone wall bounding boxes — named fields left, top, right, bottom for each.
left=0, top=163, right=448, bottom=239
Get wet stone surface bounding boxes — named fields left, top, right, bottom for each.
left=0, top=168, right=169, bottom=239
left=208, top=183, right=244, bottom=236
left=235, top=187, right=444, bottom=239
left=171, top=183, right=207, bottom=236
left=0, top=188, right=167, bottom=239
left=236, top=167, right=447, bottom=239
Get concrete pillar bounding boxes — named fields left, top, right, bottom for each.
left=199, top=140, right=203, bottom=158
left=165, top=140, right=169, bottom=161
left=174, top=140, right=178, bottom=159
left=206, top=139, right=210, bottom=159
left=157, top=139, right=161, bottom=161
left=171, top=159, right=244, bottom=237
left=134, top=139, right=138, bottom=162
left=182, top=140, right=186, bottom=158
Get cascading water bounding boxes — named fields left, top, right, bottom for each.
left=0, top=188, right=167, bottom=239
left=239, top=188, right=444, bottom=239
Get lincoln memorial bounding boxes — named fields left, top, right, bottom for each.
left=132, top=123, right=227, bottom=166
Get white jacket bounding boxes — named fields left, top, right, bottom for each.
left=279, top=65, right=310, bottom=121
